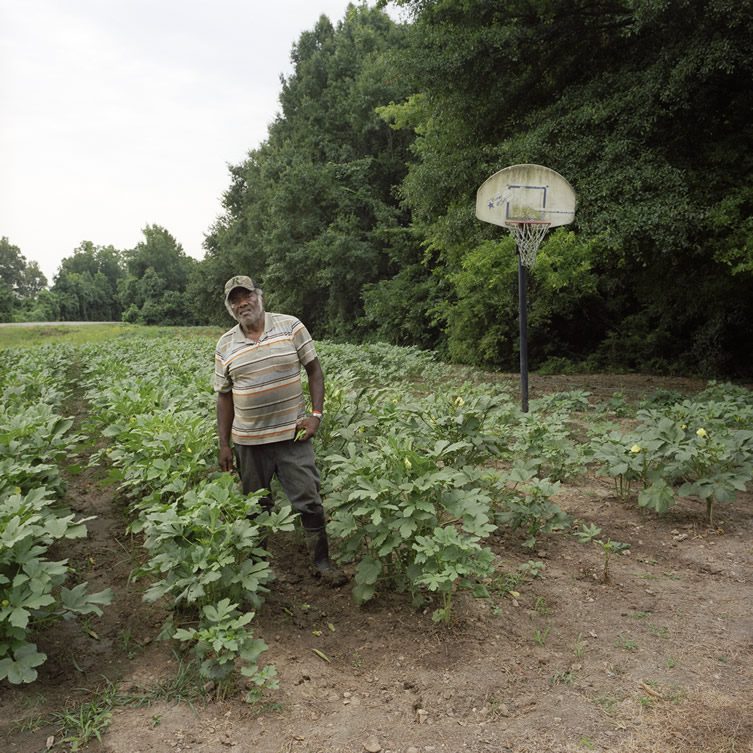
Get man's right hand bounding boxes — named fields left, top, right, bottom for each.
left=219, top=446, right=234, bottom=472
left=216, top=391, right=235, bottom=472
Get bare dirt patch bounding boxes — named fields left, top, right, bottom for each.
left=3, top=375, right=753, bottom=753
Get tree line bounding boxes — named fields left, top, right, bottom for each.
left=0, top=227, right=196, bottom=325
left=4, top=0, right=752, bottom=377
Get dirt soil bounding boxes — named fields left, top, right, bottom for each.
left=3, top=374, right=753, bottom=753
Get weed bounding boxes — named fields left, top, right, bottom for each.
left=534, top=596, right=551, bottom=616
left=11, top=713, right=45, bottom=734
left=549, top=670, right=575, bottom=686
left=533, top=627, right=551, bottom=646
left=593, top=694, right=619, bottom=715
left=118, top=627, right=140, bottom=660
left=485, top=695, right=510, bottom=721
left=52, top=683, right=121, bottom=750
left=490, top=570, right=524, bottom=596
left=616, top=635, right=638, bottom=651
left=664, top=685, right=687, bottom=704
left=606, top=662, right=626, bottom=677
left=518, top=560, right=546, bottom=578
left=573, top=633, right=587, bottom=658
left=648, top=624, right=670, bottom=639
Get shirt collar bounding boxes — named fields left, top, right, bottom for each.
left=230, top=314, right=269, bottom=344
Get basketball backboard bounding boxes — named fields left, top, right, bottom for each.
left=475, top=164, right=576, bottom=228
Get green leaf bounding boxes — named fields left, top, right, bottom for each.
left=239, top=638, right=268, bottom=664
left=8, top=607, right=30, bottom=628
left=0, top=643, right=47, bottom=684
left=352, top=582, right=376, bottom=604
left=355, top=557, right=381, bottom=586
left=60, top=584, right=113, bottom=615
left=638, top=479, right=675, bottom=514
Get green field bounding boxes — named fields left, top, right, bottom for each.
left=3, top=331, right=753, bottom=752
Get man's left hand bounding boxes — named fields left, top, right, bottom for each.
left=294, top=416, right=321, bottom=442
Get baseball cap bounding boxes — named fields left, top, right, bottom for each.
left=224, top=275, right=257, bottom=318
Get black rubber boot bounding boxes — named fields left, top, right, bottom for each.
left=304, top=526, right=348, bottom=588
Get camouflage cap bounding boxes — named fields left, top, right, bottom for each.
left=224, top=275, right=255, bottom=301
left=224, top=275, right=257, bottom=319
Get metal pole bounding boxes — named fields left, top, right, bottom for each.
left=518, top=255, right=529, bottom=413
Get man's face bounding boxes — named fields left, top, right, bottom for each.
left=228, top=287, right=264, bottom=331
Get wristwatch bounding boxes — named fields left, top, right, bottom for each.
left=311, top=410, right=323, bottom=420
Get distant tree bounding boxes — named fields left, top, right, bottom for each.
left=52, top=241, right=125, bottom=321
left=0, top=280, right=13, bottom=323
left=0, top=237, right=27, bottom=294
left=120, top=225, right=196, bottom=324
left=0, top=237, right=49, bottom=321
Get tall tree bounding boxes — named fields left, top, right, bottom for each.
left=52, top=241, right=125, bottom=321
left=0, top=237, right=49, bottom=321
left=196, top=4, right=415, bottom=337
left=120, top=225, right=196, bottom=325
left=386, top=0, right=753, bottom=374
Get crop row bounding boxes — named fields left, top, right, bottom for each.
left=3, top=335, right=752, bottom=693
left=1, top=346, right=112, bottom=684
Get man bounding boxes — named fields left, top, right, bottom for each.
left=214, top=275, right=346, bottom=587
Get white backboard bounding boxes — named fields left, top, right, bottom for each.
left=476, top=164, right=576, bottom=228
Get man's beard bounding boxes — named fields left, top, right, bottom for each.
left=238, top=300, right=264, bottom=331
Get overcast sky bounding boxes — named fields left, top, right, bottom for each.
left=0, top=0, right=404, bottom=282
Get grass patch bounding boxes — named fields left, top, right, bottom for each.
left=10, top=655, right=210, bottom=748
left=0, top=323, right=224, bottom=349
left=615, top=691, right=753, bottom=753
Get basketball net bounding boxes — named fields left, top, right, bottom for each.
left=505, top=220, right=550, bottom=269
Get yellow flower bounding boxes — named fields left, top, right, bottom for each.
left=696, top=428, right=708, bottom=438
left=187, top=447, right=192, bottom=454
left=630, top=444, right=642, bottom=454
left=681, top=424, right=687, bottom=430
left=404, top=458, right=412, bottom=470
left=454, top=396, right=465, bottom=407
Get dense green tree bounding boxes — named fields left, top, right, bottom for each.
left=197, top=4, right=415, bottom=337
left=51, top=241, right=125, bottom=321
left=0, top=280, right=13, bottom=323
left=0, top=237, right=49, bottom=321
left=120, top=225, right=196, bottom=325
left=0, top=237, right=27, bottom=295
left=385, top=0, right=753, bottom=374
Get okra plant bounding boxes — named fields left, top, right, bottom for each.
left=0, top=487, right=112, bottom=683
left=494, top=462, right=570, bottom=549
left=324, top=435, right=496, bottom=617
left=173, top=598, right=277, bottom=700
left=575, top=523, right=630, bottom=583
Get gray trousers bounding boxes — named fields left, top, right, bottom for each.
left=234, top=440, right=325, bottom=531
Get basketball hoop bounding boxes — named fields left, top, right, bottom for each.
left=476, top=165, right=576, bottom=413
left=505, top=220, right=550, bottom=269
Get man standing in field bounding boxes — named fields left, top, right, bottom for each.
left=214, top=275, right=346, bottom=587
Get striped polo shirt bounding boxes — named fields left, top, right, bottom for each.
left=214, top=312, right=317, bottom=445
